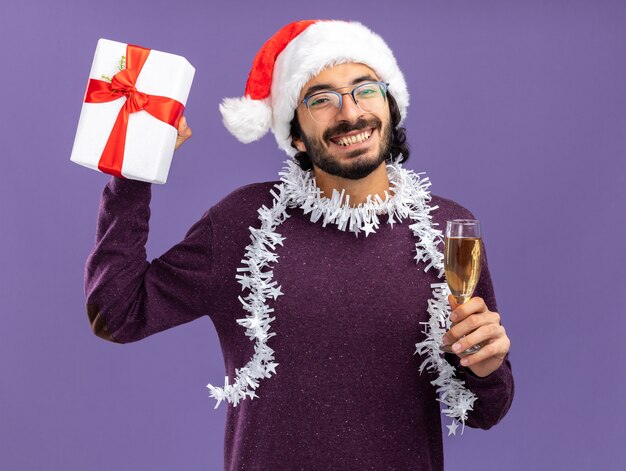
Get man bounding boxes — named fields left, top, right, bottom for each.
left=85, top=20, right=513, bottom=470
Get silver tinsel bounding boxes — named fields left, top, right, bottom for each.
left=206, top=159, right=476, bottom=433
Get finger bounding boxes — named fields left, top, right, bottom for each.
left=178, top=116, right=192, bottom=139
left=443, top=295, right=460, bottom=345
left=450, top=296, right=487, bottom=323
left=458, top=336, right=510, bottom=367
left=175, top=116, right=192, bottom=151
left=448, top=310, right=500, bottom=340
left=450, top=323, right=505, bottom=355
left=441, top=330, right=457, bottom=347
left=178, top=115, right=189, bottom=134
left=448, top=294, right=459, bottom=313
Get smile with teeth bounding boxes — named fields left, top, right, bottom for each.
left=331, top=129, right=373, bottom=147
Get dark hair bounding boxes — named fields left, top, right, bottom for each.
left=289, top=91, right=410, bottom=171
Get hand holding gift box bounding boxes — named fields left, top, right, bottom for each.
left=174, top=116, right=193, bottom=151
left=70, top=39, right=195, bottom=184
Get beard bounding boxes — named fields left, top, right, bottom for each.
left=299, top=116, right=393, bottom=180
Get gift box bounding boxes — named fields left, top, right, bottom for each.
left=70, top=39, right=195, bottom=184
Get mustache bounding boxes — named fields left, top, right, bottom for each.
left=323, top=117, right=382, bottom=141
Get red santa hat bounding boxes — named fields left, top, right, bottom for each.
left=219, top=19, right=409, bottom=157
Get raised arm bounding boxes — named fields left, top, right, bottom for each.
left=84, top=117, right=215, bottom=343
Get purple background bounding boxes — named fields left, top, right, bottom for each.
left=1, top=0, right=625, bottom=469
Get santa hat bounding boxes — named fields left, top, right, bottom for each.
left=219, top=20, right=409, bottom=157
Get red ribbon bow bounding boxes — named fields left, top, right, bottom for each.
left=84, top=44, right=184, bottom=178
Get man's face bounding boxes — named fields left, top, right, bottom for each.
left=294, top=63, right=393, bottom=180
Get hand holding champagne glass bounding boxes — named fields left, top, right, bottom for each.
left=441, top=219, right=482, bottom=356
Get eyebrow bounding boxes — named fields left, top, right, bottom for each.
left=303, top=75, right=379, bottom=98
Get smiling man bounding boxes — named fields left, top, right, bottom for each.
left=85, top=20, right=513, bottom=470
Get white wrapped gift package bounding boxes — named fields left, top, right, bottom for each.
left=70, top=39, right=195, bottom=184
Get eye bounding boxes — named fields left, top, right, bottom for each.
left=308, top=93, right=336, bottom=109
left=309, top=97, right=329, bottom=107
left=356, top=84, right=380, bottom=98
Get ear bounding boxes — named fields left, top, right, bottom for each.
left=292, top=137, right=307, bottom=153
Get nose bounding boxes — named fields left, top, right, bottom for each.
left=337, top=93, right=365, bottom=121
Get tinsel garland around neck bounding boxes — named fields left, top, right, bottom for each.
left=205, top=159, right=477, bottom=434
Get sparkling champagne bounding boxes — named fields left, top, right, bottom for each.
left=441, top=219, right=483, bottom=356
left=444, top=237, right=482, bottom=305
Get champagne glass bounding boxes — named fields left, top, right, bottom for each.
left=441, top=219, right=482, bottom=356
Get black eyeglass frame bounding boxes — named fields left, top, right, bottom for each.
left=298, top=81, right=389, bottom=121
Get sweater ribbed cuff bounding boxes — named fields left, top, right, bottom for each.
left=463, top=358, right=512, bottom=390
left=108, top=175, right=152, bottom=197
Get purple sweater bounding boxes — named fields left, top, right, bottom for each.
left=85, top=176, right=514, bottom=470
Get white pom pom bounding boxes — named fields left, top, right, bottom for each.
left=219, top=96, right=272, bottom=144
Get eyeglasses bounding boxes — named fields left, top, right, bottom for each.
left=299, top=81, right=389, bottom=123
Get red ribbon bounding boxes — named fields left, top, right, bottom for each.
left=84, top=44, right=185, bottom=178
